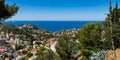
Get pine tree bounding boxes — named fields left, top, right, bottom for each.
left=36, top=47, right=59, bottom=60
left=55, top=35, right=76, bottom=60
left=0, top=0, right=19, bottom=23
left=76, top=23, right=102, bottom=59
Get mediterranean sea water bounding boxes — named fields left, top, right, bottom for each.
left=3, top=21, right=102, bottom=32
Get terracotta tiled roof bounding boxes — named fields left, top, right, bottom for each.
left=4, top=58, right=10, bottom=60
left=0, top=49, right=4, bottom=52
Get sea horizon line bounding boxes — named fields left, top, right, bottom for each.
left=5, top=20, right=104, bottom=22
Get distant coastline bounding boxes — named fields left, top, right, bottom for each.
left=3, top=21, right=103, bottom=32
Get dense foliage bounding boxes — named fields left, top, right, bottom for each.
left=55, top=35, right=80, bottom=60
left=76, top=23, right=103, bottom=59
left=15, top=45, right=25, bottom=51
left=0, top=0, right=19, bottom=22
left=103, top=6, right=120, bottom=49
left=103, top=20, right=120, bottom=49
left=56, top=36, right=72, bottom=60
left=36, top=47, right=59, bottom=60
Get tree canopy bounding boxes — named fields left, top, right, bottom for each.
left=36, top=47, right=59, bottom=60
left=76, top=23, right=102, bottom=59
left=0, top=0, right=19, bottom=22
left=55, top=35, right=80, bottom=60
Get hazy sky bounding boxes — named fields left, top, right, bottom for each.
left=5, top=0, right=120, bottom=21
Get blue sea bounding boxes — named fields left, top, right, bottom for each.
left=3, top=21, right=102, bottom=32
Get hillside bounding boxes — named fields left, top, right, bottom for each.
left=0, top=24, right=52, bottom=41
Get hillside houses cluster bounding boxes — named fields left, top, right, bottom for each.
left=53, top=28, right=79, bottom=37
left=0, top=24, right=60, bottom=60
left=0, top=24, right=81, bottom=60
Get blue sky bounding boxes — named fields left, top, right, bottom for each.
left=5, top=0, right=120, bottom=21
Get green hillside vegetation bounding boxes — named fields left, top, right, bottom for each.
left=2, top=24, right=32, bottom=39
left=76, top=1, right=120, bottom=59
left=1, top=24, right=52, bottom=41
left=76, top=23, right=103, bottom=59
left=36, top=47, right=60, bottom=60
